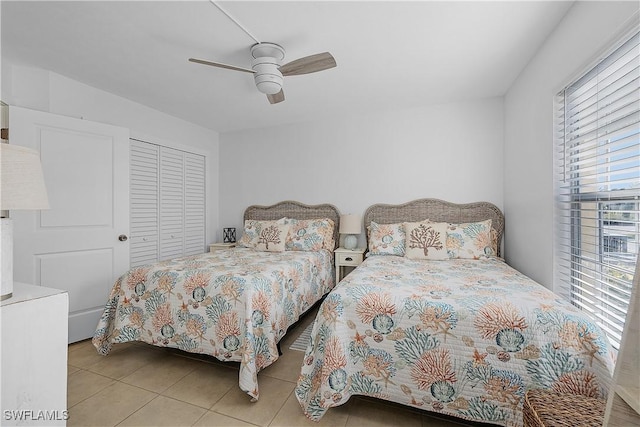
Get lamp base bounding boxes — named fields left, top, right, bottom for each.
left=1, top=217, right=13, bottom=300
left=344, top=234, right=358, bottom=250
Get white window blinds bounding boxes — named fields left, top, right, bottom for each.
left=555, top=30, right=640, bottom=349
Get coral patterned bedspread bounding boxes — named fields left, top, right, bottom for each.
left=296, top=256, right=615, bottom=426
left=93, top=247, right=334, bottom=400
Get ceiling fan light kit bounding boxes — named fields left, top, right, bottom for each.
left=251, top=43, right=285, bottom=95
left=252, top=61, right=283, bottom=95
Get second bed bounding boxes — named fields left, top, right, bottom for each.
left=295, top=198, right=615, bottom=426
left=93, top=200, right=339, bottom=401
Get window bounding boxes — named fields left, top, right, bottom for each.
left=555, top=30, right=639, bottom=350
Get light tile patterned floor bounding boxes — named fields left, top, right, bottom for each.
left=67, top=311, right=475, bottom=427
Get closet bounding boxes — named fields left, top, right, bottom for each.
left=130, top=139, right=205, bottom=267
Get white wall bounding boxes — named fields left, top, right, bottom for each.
left=504, top=1, right=639, bottom=288
left=219, top=98, right=504, bottom=248
left=1, top=62, right=221, bottom=245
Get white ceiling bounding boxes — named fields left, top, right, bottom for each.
left=2, top=1, right=573, bottom=133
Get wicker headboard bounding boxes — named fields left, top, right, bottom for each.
left=243, top=200, right=341, bottom=249
left=363, top=198, right=505, bottom=257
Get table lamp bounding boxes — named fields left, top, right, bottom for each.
left=339, top=214, right=361, bottom=250
left=1, top=143, right=49, bottom=300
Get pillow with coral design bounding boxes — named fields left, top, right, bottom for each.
left=238, top=218, right=287, bottom=249
left=367, top=221, right=406, bottom=256
left=404, top=221, right=449, bottom=260
left=285, top=218, right=335, bottom=252
left=254, top=222, right=290, bottom=252
left=446, top=219, right=494, bottom=259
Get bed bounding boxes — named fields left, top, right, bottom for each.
left=295, top=198, right=615, bottom=426
left=93, top=200, right=340, bottom=401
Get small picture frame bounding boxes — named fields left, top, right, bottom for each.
left=223, top=227, right=236, bottom=243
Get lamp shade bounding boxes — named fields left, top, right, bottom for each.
left=339, top=214, right=361, bottom=235
left=0, top=143, right=49, bottom=210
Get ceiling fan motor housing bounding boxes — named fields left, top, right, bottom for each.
left=251, top=43, right=285, bottom=95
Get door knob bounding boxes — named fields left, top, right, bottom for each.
left=118, top=234, right=128, bottom=242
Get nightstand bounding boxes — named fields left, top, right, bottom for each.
left=209, top=242, right=237, bottom=252
left=335, top=247, right=365, bottom=283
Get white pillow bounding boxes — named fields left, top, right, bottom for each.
left=254, top=222, right=290, bottom=252
left=404, top=221, right=448, bottom=260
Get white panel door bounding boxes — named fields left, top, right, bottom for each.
left=10, top=106, right=129, bottom=343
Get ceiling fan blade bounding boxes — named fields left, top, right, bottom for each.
left=188, top=58, right=255, bottom=74
left=267, top=90, right=285, bottom=104
left=279, top=52, right=336, bottom=76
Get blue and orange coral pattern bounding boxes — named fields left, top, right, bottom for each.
left=446, top=219, right=495, bottom=259
left=367, top=221, right=406, bottom=256
left=93, top=248, right=334, bottom=400
left=285, top=218, right=335, bottom=252
left=295, top=256, right=614, bottom=426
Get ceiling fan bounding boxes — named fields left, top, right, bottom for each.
left=189, top=1, right=337, bottom=105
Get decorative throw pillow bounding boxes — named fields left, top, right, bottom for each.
left=446, top=219, right=494, bottom=259
left=254, top=222, right=289, bottom=252
left=238, top=218, right=287, bottom=248
left=285, top=218, right=335, bottom=251
left=367, top=221, right=406, bottom=256
left=404, top=221, right=449, bottom=260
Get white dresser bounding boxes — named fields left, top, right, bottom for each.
left=1, top=283, right=69, bottom=426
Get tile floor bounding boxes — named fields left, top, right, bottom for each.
left=67, top=310, right=476, bottom=427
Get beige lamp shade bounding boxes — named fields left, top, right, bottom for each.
left=339, top=214, right=361, bottom=234
left=0, top=143, right=49, bottom=210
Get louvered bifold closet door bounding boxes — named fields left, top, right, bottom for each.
left=130, top=140, right=159, bottom=267
left=159, top=147, right=185, bottom=261
left=130, top=140, right=206, bottom=266
left=184, top=153, right=205, bottom=256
